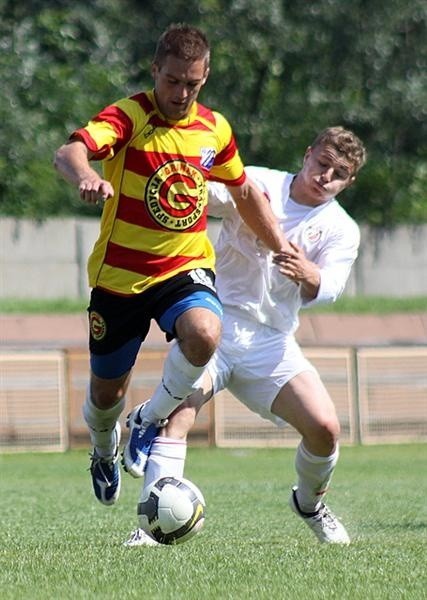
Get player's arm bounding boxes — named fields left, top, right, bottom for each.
left=274, top=221, right=360, bottom=303
left=226, top=177, right=291, bottom=253
left=54, top=140, right=114, bottom=205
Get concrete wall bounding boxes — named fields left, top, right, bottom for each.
left=354, top=226, right=427, bottom=296
left=1, top=217, right=426, bottom=299
left=1, top=218, right=99, bottom=299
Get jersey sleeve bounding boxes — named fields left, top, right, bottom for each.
left=208, top=112, right=246, bottom=186
left=302, top=219, right=361, bottom=308
left=69, top=99, right=135, bottom=160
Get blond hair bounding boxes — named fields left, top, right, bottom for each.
left=312, top=126, right=367, bottom=174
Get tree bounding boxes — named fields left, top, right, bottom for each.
left=0, top=0, right=426, bottom=224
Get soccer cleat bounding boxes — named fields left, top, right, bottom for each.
left=122, top=401, right=167, bottom=478
left=123, top=528, right=160, bottom=547
left=89, top=423, right=121, bottom=506
left=289, top=486, right=350, bottom=544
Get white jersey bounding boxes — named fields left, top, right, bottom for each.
left=208, top=166, right=360, bottom=335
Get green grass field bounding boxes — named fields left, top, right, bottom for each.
left=1, top=296, right=426, bottom=314
left=1, top=445, right=426, bottom=600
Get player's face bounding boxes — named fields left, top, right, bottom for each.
left=299, top=144, right=355, bottom=205
left=152, top=55, right=208, bottom=120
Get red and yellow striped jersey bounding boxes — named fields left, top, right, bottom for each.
left=71, top=90, right=246, bottom=295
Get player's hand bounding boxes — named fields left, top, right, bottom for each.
left=273, top=241, right=321, bottom=299
left=78, top=176, right=114, bottom=205
left=273, top=241, right=317, bottom=283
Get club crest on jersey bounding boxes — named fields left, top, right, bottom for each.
left=200, top=147, right=216, bottom=170
left=145, top=159, right=207, bottom=231
left=89, top=311, right=106, bottom=341
left=304, top=225, right=323, bottom=244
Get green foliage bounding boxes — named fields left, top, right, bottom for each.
left=0, top=0, right=137, bottom=218
left=0, top=0, right=426, bottom=224
left=0, top=445, right=426, bottom=599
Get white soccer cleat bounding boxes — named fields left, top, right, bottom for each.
left=289, top=486, right=350, bottom=544
left=123, top=528, right=160, bottom=547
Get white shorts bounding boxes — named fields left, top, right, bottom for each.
left=207, top=309, right=317, bottom=427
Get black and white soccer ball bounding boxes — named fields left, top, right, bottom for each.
left=137, top=476, right=206, bottom=545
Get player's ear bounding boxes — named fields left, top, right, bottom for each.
left=303, top=147, right=312, bottom=163
left=201, top=67, right=210, bottom=85
left=342, top=174, right=356, bottom=191
left=151, top=62, right=159, bottom=79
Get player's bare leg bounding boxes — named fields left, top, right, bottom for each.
left=272, top=371, right=350, bottom=544
left=124, top=380, right=211, bottom=547
left=84, top=370, right=131, bottom=505
left=123, top=308, right=220, bottom=477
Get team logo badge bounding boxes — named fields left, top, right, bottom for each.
left=200, top=147, right=216, bottom=170
left=145, top=160, right=206, bottom=230
left=304, top=225, right=322, bottom=244
left=89, top=311, right=106, bottom=341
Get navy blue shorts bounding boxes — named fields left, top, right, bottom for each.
left=88, top=269, right=222, bottom=379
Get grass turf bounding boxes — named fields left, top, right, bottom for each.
left=0, top=445, right=426, bottom=600
left=0, top=296, right=426, bottom=314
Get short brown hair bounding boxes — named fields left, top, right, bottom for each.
left=153, top=23, right=210, bottom=69
left=311, top=126, right=367, bottom=174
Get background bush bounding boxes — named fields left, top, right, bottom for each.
left=1, top=0, right=426, bottom=224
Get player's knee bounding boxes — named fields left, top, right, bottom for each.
left=183, top=324, right=220, bottom=365
left=320, top=417, right=340, bottom=448
left=196, top=326, right=220, bottom=357
left=176, top=308, right=221, bottom=365
left=307, top=416, right=340, bottom=453
left=90, top=380, right=127, bottom=409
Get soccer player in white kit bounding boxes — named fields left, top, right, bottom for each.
left=125, top=126, right=367, bottom=546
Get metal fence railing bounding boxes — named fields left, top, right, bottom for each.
left=1, top=346, right=426, bottom=452
left=0, top=351, right=68, bottom=452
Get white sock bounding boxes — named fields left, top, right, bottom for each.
left=143, top=436, right=187, bottom=490
left=142, top=343, right=205, bottom=421
left=82, top=386, right=125, bottom=457
left=294, top=442, right=339, bottom=513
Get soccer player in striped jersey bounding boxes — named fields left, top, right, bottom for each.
left=125, top=126, right=367, bottom=546
left=54, top=23, right=288, bottom=507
